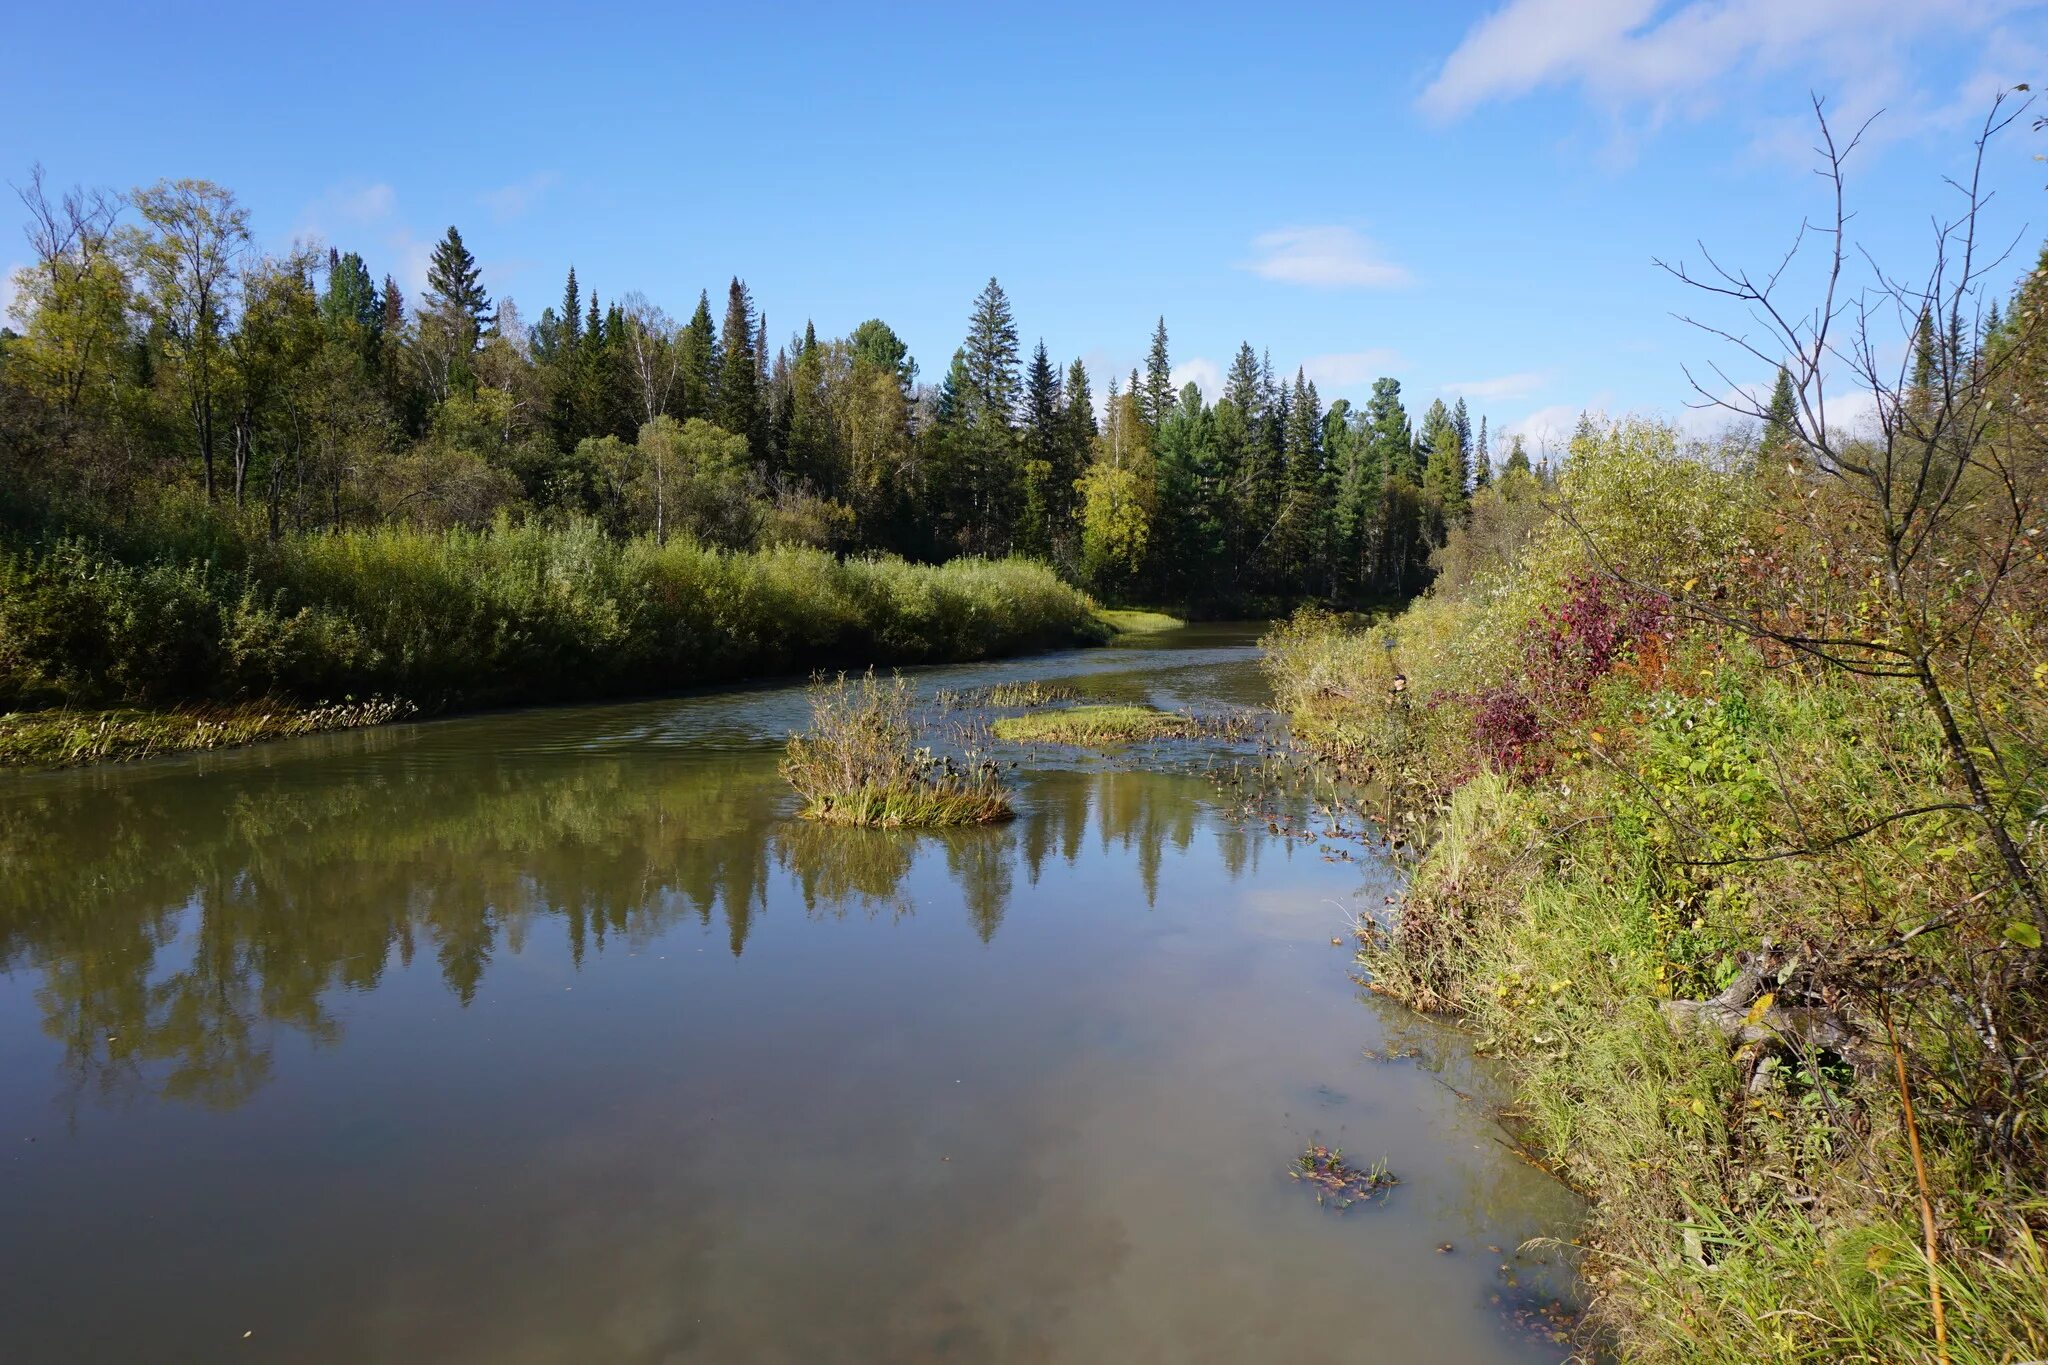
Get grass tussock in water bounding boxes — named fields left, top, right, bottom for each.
left=781, top=672, right=1012, bottom=828
left=992, top=704, right=1194, bottom=745
left=934, top=680, right=1079, bottom=710
left=992, top=703, right=1262, bottom=747
left=0, top=697, right=414, bottom=769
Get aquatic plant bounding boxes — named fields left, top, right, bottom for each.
left=1289, top=1144, right=1397, bottom=1211
left=780, top=672, right=1012, bottom=827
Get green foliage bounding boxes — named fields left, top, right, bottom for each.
left=0, top=521, right=1105, bottom=717
left=1267, top=408, right=2048, bottom=1361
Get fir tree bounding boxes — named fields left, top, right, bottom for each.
left=1473, top=415, right=1491, bottom=488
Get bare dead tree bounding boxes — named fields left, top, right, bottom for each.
left=1648, top=92, right=2047, bottom=946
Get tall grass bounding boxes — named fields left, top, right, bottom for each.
left=780, top=672, right=1012, bottom=827
left=0, top=518, right=1108, bottom=713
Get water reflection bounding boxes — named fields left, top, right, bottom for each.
left=0, top=752, right=1307, bottom=1115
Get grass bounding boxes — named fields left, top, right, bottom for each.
left=0, top=698, right=414, bottom=769
left=933, top=680, right=1078, bottom=710
left=0, top=519, right=1110, bottom=714
left=992, top=704, right=1195, bottom=746
left=1093, top=607, right=1185, bottom=634
left=780, top=672, right=1012, bottom=827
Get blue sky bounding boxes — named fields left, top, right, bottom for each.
left=5, top=0, right=2045, bottom=450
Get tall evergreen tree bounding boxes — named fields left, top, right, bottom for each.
left=1141, top=316, right=1175, bottom=430
left=714, top=277, right=762, bottom=457
left=1473, top=415, right=1491, bottom=488
left=423, top=225, right=490, bottom=350
left=678, top=290, right=716, bottom=420
left=1762, top=365, right=1799, bottom=449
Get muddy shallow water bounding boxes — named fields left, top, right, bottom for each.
left=0, top=624, right=1580, bottom=1363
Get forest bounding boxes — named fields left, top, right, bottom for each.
left=0, top=168, right=1489, bottom=607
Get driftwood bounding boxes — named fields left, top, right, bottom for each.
left=1660, top=965, right=1873, bottom=1070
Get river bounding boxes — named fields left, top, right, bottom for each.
left=0, top=623, right=1581, bottom=1363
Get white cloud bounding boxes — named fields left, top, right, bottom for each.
left=1243, top=226, right=1411, bottom=290
left=1171, top=357, right=1223, bottom=401
left=1299, top=349, right=1406, bottom=392
left=482, top=172, right=557, bottom=222
left=1505, top=402, right=1585, bottom=453
left=0, top=262, right=24, bottom=332
left=1442, top=371, right=1549, bottom=402
left=1419, top=0, right=2024, bottom=139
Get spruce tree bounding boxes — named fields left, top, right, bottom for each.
left=714, top=277, right=761, bottom=455
left=1762, top=366, right=1799, bottom=449
left=1141, top=316, right=1175, bottom=429
left=678, top=290, right=715, bottom=420
left=1473, top=415, right=1491, bottom=488
left=424, top=225, right=490, bottom=350
left=1504, top=433, right=1532, bottom=476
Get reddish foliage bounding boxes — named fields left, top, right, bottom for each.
left=1468, top=573, right=1671, bottom=773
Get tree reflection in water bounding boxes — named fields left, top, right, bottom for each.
left=0, top=750, right=1302, bottom=1113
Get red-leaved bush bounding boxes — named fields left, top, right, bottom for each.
left=1469, top=573, right=1670, bottom=773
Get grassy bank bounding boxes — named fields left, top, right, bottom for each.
left=1263, top=419, right=2048, bottom=1362
left=0, top=698, right=416, bottom=769
left=0, top=517, right=1110, bottom=765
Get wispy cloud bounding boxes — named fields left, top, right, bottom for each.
left=1171, top=357, right=1224, bottom=402
left=1506, top=402, right=1587, bottom=453
left=482, top=172, right=558, bottom=223
left=293, top=182, right=435, bottom=299
left=1442, top=371, right=1550, bottom=402
left=1299, top=348, right=1406, bottom=391
left=1419, top=0, right=2025, bottom=150
left=1243, top=227, right=1411, bottom=290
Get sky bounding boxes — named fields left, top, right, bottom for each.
left=5, top=0, right=2046, bottom=451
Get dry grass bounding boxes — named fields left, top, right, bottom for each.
left=780, top=672, right=1012, bottom=827
left=0, top=697, right=415, bottom=769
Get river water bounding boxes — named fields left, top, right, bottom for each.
left=0, top=624, right=1580, bottom=1363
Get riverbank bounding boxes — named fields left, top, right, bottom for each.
left=1262, top=419, right=2048, bottom=1363
left=0, top=518, right=1121, bottom=769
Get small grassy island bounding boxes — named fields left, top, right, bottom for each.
left=780, top=672, right=1012, bottom=827
left=991, top=703, right=1195, bottom=746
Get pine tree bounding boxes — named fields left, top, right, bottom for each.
left=381, top=274, right=405, bottom=333
left=423, top=225, right=490, bottom=350
left=1473, top=415, right=1491, bottom=488
left=714, top=277, right=761, bottom=457
left=1141, top=316, right=1175, bottom=429
left=1452, top=397, right=1472, bottom=464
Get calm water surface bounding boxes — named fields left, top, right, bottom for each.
left=0, top=625, right=1580, bottom=1363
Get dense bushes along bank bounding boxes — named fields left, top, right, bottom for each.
left=1264, top=403, right=2048, bottom=1361
left=0, top=517, right=1110, bottom=745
